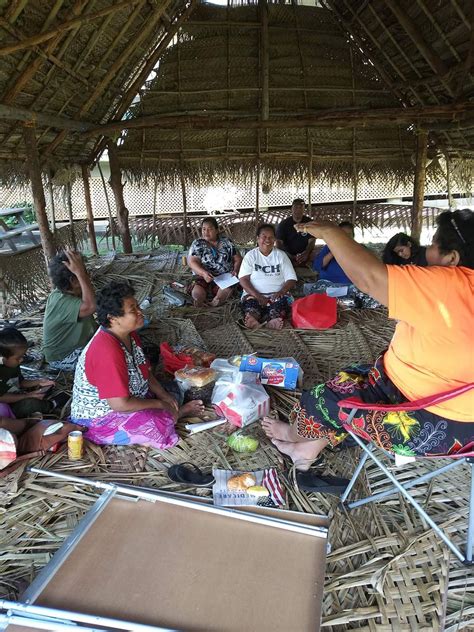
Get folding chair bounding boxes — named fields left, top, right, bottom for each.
left=338, top=383, right=474, bottom=565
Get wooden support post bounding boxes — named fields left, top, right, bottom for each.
left=151, top=176, right=159, bottom=250
left=180, top=172, right=189, bottom=247
left=445, top=152, right=453, bottom=210
left=255, top=163, right=260, bottom=226
left=81, top=165, right=99, bottom=255
left=107, top=141, right=133, bottom=254
left=22, top=123, right=55, bottom=261
left=64, top=182, right=77, bottom=249
left=259, top=0, right=269, bottom=122
left=308, top=142, right=313, bottom=217
left=47, top=169, right=56, bottom=232
left=98, top=161, right=116, bottom=250
left=411, top=129, right=428, bottom=241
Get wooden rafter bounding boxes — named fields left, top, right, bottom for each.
left=0, top=0, right=144, bottom=56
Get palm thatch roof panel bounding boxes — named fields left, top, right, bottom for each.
left=0, top=0, right=191, bottom=174
left=119, top=3, right=419, bottom=185
left=325, top=0, right=474, bottom=156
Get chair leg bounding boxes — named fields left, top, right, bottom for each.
left=347, top=430, right=468, bottom=564
left=466, top=460, right=474, bottom=564
left=340, top=450, right=370, bottom=504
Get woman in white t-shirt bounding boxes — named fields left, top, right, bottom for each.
left=238, top=224, right=297, bottom=329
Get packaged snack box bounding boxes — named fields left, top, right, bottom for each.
left=239, top=356, right=303, bottom=390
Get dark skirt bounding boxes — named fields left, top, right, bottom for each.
left=290, top=356, right=474, bottom=457
left=241, top=294, right=293, bottom=322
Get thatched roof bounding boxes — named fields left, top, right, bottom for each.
left=117, top=2, right=426, bottom=186
left=0, top=0, right=192, bottom=182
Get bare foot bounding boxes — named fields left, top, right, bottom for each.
left=210, top=297, right=223, bottom=307
left=267, top=318, right=284, bottom=330
left=261, top=416, right=294, bottom=441
left=193, top=299, right=205, bottom=308
left=178, top=400, right=206, bottom=419
left=271, top=438, right=323, bottom=471
left=244, top=314, right=261, bottom=329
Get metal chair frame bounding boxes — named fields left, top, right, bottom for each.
left=338, top=385, right=474, bottom=565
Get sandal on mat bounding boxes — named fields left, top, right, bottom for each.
left=167, top=462, right=215, bottom=487
left=296, top=471, right=350, bottom=497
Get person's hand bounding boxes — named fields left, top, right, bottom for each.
left=30, top=389, right=46, bottom=400
left=295, top=251, right=308, bottom=265
left=161, top=394, right=179, bottom=414
left=63, top=249, right=86, bottom=277
left=270, top=291, right=285, bottom=301
left=254, top=293, right=269, bottom=307
left=38, top=378, right=55, bottom=387
left=202, top=271, right=214, bottom=284
left=231, top=268, right=239, bottom=277
left=295, top=220, right=336, bottom=238
left=153, top=398, right=178, bottom=419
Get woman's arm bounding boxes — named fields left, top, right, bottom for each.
left=232, top=252, right=243, bottom=275
left=106, top=394, right=176, bottom=416
left=239, top=275, right=268, bottom=306
left=187, top=255, right=213, bottom=282
left=297, top=221, right=388, bottom=305
left=271, top=279, right=296, bottom=300
left=148, top=373, right=179, bottom=412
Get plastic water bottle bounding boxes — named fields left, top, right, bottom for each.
left=139, top=296, right=152, bottom=310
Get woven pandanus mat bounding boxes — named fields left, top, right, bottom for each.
left=200, top=321, right=254, bottom=358
left=142, top=317, right=205, bottom=349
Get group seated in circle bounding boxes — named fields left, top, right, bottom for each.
left=4, top=207, right=469, bottom=463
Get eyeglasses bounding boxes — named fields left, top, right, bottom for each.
left=451, top=218, right=466, bottom=244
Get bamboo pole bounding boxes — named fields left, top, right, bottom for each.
left=0, top=103, right=91, bottom=131
left=180, top=172, right=189, bottom=247
left=259, top=0, right=269, bottom=122
left=64, top=182, right=77, bottom=249
left=22, top=123, right=55, bottom=261
left=47, top=169, right=56, bottom=232
left=81, top=165, right=98, bottom=255
left=255, top=163, right=260, bottom=226
left=107, top=141, right=133, bottom=254
left=97, top=161, right=116, bottom=250
left=411, top=129, right=428, bottom=241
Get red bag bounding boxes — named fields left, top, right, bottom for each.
left=160, top=342, right=194, bottom=374
left=291, top=294, right=337, bottom=329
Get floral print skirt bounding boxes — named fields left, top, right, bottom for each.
left=290, top=356, right=474, bottom=457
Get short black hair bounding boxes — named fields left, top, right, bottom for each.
left=382, top=232, right=419, bottom=264
left=292, top=198, right=305, bottom=206
left=338, top=221, right=355, bottom=230
left=256, top=223, right=276, bottom=237
left=0, top=327, right=28, bottom=358
left=96, top=281, right=135, bottom=328
left=435, top=209, right=474, bottom=269
left=201, top=217, right=219, bottom=231
left=48, top=251, right=76, bottom=292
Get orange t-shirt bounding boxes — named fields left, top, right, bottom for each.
left=384, top=265, right=474, bottom=422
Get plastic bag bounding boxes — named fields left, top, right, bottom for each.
left=291, top=294, right=337, bottom=329
left=160, top=342, right=194, bottom=373
left=212, top=380, right=270, bottom=427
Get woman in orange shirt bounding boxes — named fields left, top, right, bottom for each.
left=262, top=210, right=474, bottom=472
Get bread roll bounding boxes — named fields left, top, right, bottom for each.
left=227, top=472, right=257, bottom=492
left=175, top=367, right=217, bottom=387
left=246, top=485, right=269, bottom=497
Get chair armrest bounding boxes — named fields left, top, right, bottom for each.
left=338, top=383, right=474, bottom=412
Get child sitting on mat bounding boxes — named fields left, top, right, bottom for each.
left=0, top=328, right=67, bottom=418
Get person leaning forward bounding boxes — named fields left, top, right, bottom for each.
left=42, top=250, right=98, bottom=371
left=275, top=198, right=316, bottom=266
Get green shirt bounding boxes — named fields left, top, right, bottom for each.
left=0, top=364, right=22, bottom=396
left=42, top=289, right=98, bottom=362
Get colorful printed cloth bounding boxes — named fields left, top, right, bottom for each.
left=75, top=406, right=179, bottom=450
left=241, top=294, right=293, bottom=323
left=188, top=237, right=238, bottom=276
left=291, top=355, right=474, bottom=457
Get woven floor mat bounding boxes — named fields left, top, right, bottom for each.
left=200, top=321, right=254, bottom=357
left=141, top=317, right=205, bottom=349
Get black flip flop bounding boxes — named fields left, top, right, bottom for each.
left=167, top=462, right=215, bottom=487
left=296, top=471, right=350, bottom=497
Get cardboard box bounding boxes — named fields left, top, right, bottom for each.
left=239, top=355, right=303, bottom=389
